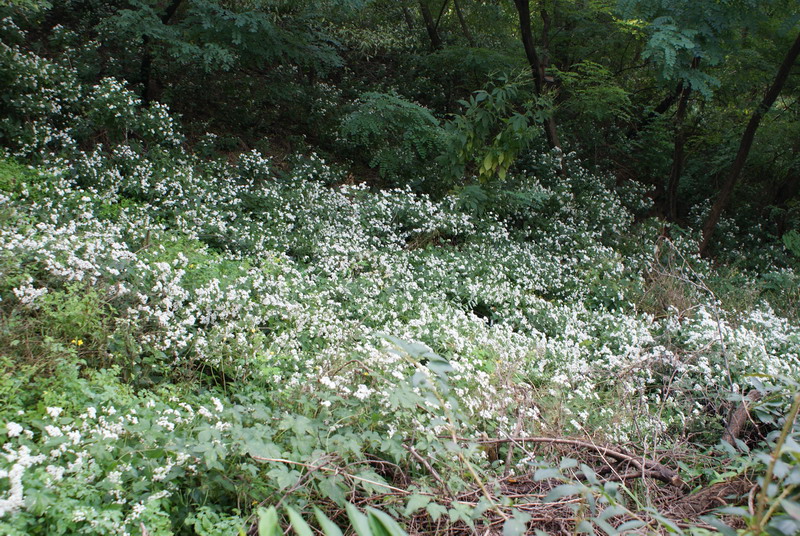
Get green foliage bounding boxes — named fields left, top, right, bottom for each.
left=0, top=157, right=35, bottom=195
left=439, top=75, right=548, bottom=182
left=339, top=92, right=445, bottom=188
left=256, top=504, right=407, bottom=536
left=556, top=61, right=632, bottom=124
left=783, top=230, right=800, bottom=258
left=101, top=0, right=344, bottom=74
left=2, top=1, right=800, bottom=534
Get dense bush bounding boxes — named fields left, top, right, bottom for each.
left=339, top=92, right=446, bottom=190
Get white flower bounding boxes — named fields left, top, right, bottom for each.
left=354, top=384, right=372, bottom=401
left=46, top=407, right=63, bottom=419
left=5, top=423, right=22, bottom=438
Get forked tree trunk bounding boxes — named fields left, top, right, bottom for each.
left=699, top=32, right=800, bottom=256
left=512, top=0, right=561, bottom=150
left=419, top=0, right=443, bottom=50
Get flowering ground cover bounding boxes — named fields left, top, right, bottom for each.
left=1, top=21, right=800, bottom=536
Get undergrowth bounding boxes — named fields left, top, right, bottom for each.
left=0, top=19, right=799, bottom=536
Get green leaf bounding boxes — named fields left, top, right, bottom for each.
left=286, top=507, right=314, bottom=536
left=560, top=458, right=578, bottom=470
left=594, top=517, right=618, bottom=535
left=581, top=464, right=598, bottom=485
left=447, top=503, right=475, bottom=527
left=782, top=499, right=800, bottom=520
left=649, top=511, right=684, bottom=534
left=597, top=506, right=627, bottom=521
left=543, top=484, right=582, bottom=502
left=502, top=511, right=532, bottom=536
left=698, top=515, right=736, bottom=536
left=345, top=503, right=372, bottom=536
left=258, top=506, right=281, bottom=536
left=426, top=502, right=447, bottom=521
left=318, top=476, right=347, bottom=506
left=367, top=508, right=407, bottom=536
left=616, top=520, right=646, bottom=532
left=313, top=507, right=344, bottom=536
left=404, top=494, right=431, bottom=516
left=534, top=468, right=562, bottom=481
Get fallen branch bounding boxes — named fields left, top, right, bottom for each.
left=455, top=436, right=683, bottom=488
left=722, top=390, right=762, bottom=447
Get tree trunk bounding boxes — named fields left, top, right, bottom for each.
left=666, top=57, right=700, bottom=221
left=512, top=0, right=561, bottom=150
left=773, top=172, right=800, bottom=237
left=699, top=31, right=800, bottom=256
left=418, top=0, right=443, bottom=50
left=453, top=0, right=476, bottom=47
left=141, top=0, right=184, bottom=104
left=402, top=6, right=416, bottom=31
left=666, top=85, right=690, bottom=220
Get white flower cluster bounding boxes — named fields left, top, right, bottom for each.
left=1, top=45, right=799, bottom=532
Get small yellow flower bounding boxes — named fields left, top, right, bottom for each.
left=71, top=339, right=84, bottom=346
left=250, top=328, right=257, bottom=333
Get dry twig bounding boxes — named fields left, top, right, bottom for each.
left=456, top=436, right=683, bottom=487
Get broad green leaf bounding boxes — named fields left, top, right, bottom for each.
left=502, top=511, right=531, bottom=536
left=426, top=502, right=447, bottom=521
left=258, top=506, right=281, bottom=536
left=345, top=503, right=372, bottom=536
left=318, top=476, right=347, bottom=506
left=534, top=468, right=562, bottom=481
left=699, top=515, right=737, bottom=536
left=782, top=499, right=800, bottom=520
left=286, top=506, right=314, bottom=536
left=594, top=517, right=618, bottom=535
left=543, top=484, right=582, bottom=503
left=581, top=463, right=598, bottom=485
left=616, top=520, right=646, bottom=532
left=560, top=458, right=578, bottom=470
left=403, top=494, right=431, bottom=516
left=597, top=505, right=627, bottom=521
left=367, top=508, right=407, bottom=536
left=313, top=507, right=344, bottom=536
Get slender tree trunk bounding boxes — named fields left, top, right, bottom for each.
left=141, top=0, right=184, bottom=104
left=419, top=0, right=443, bottom=50
left=512, top=0, right=561, bottom=150
left=453, top=0, right=476, bottom=46
left=773, top=172, right=800, bottom=237
left=402, top=6, right=416, bottom=31
left=666, top=57, right=700, bottom=221
left=699, top=31, right=800, bottom=256
left=666, top=85, right=690, bottom=220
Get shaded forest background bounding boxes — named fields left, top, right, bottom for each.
left=4, top=0, right=800, bottom=258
